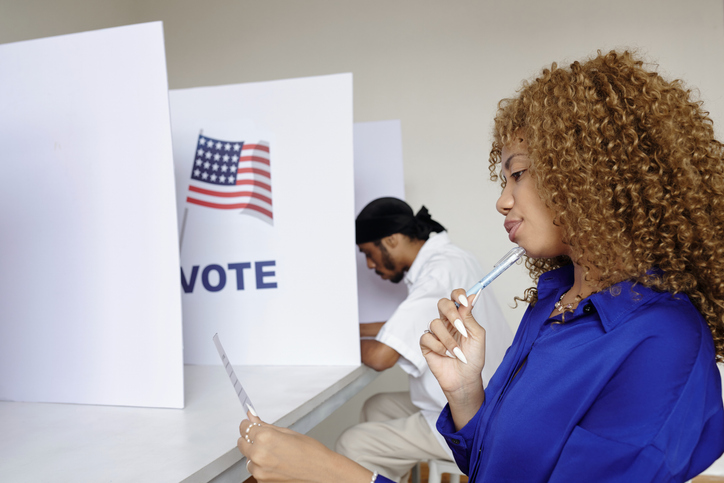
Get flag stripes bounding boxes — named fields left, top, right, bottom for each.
left=186, top=135, right=273, bottom=224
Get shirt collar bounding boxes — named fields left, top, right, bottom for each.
left=404, top=231, right=450, bottom=287
left=537, top=264, right=665, bottom=332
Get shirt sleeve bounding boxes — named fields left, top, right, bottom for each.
left=436, top=403, right=484, bottom=475
left=374, top=475, right=396, bottom=483
left=376, top=269, right=447, bottom=377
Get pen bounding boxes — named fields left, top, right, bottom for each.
left=452, top=247, right=526, bottom=346
left=468, top=246, right=526, bottom=299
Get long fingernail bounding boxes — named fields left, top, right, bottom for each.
left=471, top=288, right=482, bottom=308
left=453, top=319, right=468, bottom=338
left=246, top=404, right=258, bottom=417
left=457, top=294, right=469, bottom=307
left=453, top=347, right=468, bottom=364
left=446, top=350, right=456, bottom=359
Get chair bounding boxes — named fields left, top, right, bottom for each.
left=426, top=458, right=464, bottom=483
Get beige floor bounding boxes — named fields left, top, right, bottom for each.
left=408, top=462, right=468, bottom=483
left=245, top=465, right=724, bottom=483
left=245, top=462, right=468, bottom=483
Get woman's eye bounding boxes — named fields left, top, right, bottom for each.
left=510, top=169, right=526, bottom=181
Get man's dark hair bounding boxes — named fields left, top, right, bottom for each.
left=355, top=197, right=445, bottom=244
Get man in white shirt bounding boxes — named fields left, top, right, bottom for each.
left=335, top=197, right=513, bottom=483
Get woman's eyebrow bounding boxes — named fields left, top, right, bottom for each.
left=503, top=152, right=525, bottom=172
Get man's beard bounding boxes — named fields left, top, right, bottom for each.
left=378, top=243, right=405, bottom=283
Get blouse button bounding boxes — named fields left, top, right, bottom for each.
left=583, top=303, right=594, bottom=314
left=451, top=438, right=461, bottom=445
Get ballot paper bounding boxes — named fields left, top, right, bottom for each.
left=212, top=333, right=258, bottom=416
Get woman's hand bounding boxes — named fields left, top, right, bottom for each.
left=238, top=411, right=375, bottom=483
left=420, top=289, right=486, bottom=429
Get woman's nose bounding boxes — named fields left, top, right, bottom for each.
left=496, top=184, right=513, bottom=215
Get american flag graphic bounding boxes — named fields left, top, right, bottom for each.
left=186, top=134, right=273, bottom=225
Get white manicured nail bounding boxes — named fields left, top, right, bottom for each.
left=446, top=350, right=456, bottom=359
left=471, top=288, right=482, bottom=308
left=246, top=404, right=258, bottom=417
left=457, top=294, right=469, bottom=307
left=453, top=319, right=468, bottom=338
left=453, top=347, right=468, bottom=364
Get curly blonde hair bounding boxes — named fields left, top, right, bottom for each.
left=489, top=50, right=724, bottom=361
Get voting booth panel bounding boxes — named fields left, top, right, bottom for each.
left=171, top=74, right=360, bottom=366
left=0, top=22, right=184, bottom=408
left=352, top=120, right=408, bottom=324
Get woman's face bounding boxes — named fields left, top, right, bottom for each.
left=496, top=138, right=569, bottom=259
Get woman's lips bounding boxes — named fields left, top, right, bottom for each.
left=505, top=220, right=522, bottom=242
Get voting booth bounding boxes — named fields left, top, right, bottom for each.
left=0, top=22, right=184, bottom=409
left=0, top=22, right=366, bottom=408
left=170, top=74, right=360, bottom=366
left=352, top=120, right=408, bottom=323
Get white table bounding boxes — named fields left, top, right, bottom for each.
left=0, top=364, right=379, bottom=483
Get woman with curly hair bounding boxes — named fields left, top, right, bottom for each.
left=424, top=50, right=724, bottom=481
left=237, top=50, right=724, bottom=482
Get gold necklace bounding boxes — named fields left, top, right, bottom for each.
left=554, top=291, right=574, bottom=312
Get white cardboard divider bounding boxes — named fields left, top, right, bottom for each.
left=0, top=22, right=184, bottom=408
left=352, top=120, right=408, bottom=323
left=171, top=74, right=359, bottom=366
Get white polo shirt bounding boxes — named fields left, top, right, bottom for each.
left=375, top=231, right=513, bottom=454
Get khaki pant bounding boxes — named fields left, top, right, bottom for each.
left=335, top=392, right=453, bottom=483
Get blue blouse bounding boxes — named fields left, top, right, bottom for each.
left=437, top=265, right=724, bottom=482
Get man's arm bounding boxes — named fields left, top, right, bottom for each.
left=360, top=339, right=400, bottom=371
left=359, top=322, right=386, bottom=338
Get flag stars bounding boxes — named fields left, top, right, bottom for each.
left=189, top=137, right=254, bottom=187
